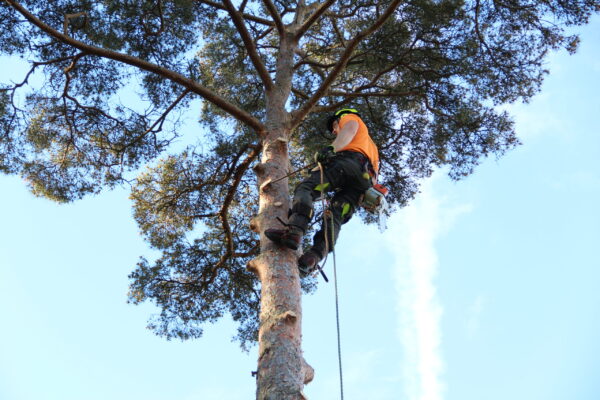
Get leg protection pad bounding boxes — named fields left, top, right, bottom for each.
left=288, top=198, right=313, bottom=233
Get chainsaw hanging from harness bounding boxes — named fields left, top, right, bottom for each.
left=361, top=183, right=389, bottom=214
left=362, top=183, right=389, bottom=232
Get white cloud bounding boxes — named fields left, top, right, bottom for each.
left=385, top=174, right=471, bottom=400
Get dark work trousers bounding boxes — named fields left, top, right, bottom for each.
left=288, top=151, right=372, bottom=257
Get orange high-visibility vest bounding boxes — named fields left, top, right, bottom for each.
left=337, top=113, right=379, bottom=174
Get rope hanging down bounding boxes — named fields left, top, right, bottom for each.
left=317, top=161, right=345, bottom=400
left=330, top=215, right=344, bottom=400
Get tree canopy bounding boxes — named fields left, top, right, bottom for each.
left=1, top=0, right=597, bottom=354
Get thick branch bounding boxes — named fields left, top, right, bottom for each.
left=294, top=0, right=336, bottom=40
left=221, top=0, right=274, bottom=90
left=262, top=0, right=284, bottom=35
left=5, top=0, right=266, bottom=135
left=291, top=87, right=310, bottom=100
left=196, top=0, right=275, bottom=26
left=291, top=0, right=403, bottom=128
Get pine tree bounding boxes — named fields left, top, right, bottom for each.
left=1, top=1, right=597, bottom=398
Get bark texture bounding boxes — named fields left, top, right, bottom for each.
left=253, top=128, right=309, bottom=399
left=252, top=27, right=309, bottom=399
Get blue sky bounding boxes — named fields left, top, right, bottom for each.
left=1, top=16, right=599, bottom=400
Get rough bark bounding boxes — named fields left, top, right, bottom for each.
left=253, top=129, right=310, bottom=399
left=250, top=27, right=310, bottom=400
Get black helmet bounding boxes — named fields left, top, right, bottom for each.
left=326, top=108, right=360, bottom=132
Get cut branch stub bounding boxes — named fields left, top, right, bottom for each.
left=246, top=258, right=259, bottom=276
left=259, top=178, right=273, bottom=192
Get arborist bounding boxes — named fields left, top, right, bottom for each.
left=266, top=108, right=380, bottom=277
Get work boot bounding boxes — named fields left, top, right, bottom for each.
left=298, top=249, right=322, bottom=278
left=264, top=225, right=303, bottom=251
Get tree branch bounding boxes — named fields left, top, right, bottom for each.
left=474, top=0, right=502, bottom=68
left=5, top=0, right=266, bottom=135
left=294, top=0, right=336, bottom=40
left=63, top=12, right=87, bottom=35
left=312, top=99, right=353, bottom=114
left=290, top=0, right=403, bottom=128
left=195, top=0, right=275, bottom=26
left=293, top=47, right=333, bottom=70
left=291, top=87, right=310, bottom=100
left=204, top=144, right=262, bottom=286
left=331, top=16, right=347, bottom=48
left=333, top=49, right=436, bottom=95
left=130, top=89, right=191, bottom=148
left=327, top=90, right=422, bottom=98
left=324, top=2, right=376, bottom=19
left=221, top=0, right=274, bottom=91
left=2, top=55, right=75, bottom=93
left=262, top=0, right=284, bottom=35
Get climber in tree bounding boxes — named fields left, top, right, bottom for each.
left=266, top=108, right=380, bottom=277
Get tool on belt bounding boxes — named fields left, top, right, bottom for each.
left=361, top=184, right=389, bottom=214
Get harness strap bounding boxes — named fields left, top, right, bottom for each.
left=336, top=150, right=373, bottom=175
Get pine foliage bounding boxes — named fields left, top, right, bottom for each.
left=1, top=0, right=597, bottom=349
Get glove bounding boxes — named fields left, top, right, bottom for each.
left=314, top=145, right=335, bottom=164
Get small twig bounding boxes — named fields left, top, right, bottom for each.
left=128, top=89, right=191, bottom=148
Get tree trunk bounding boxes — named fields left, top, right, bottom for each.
left=249, top=30, right=312, bottom=399
left=251, top=132, right=311, bottom=398
left=252, top=126, right=313, bottom=399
